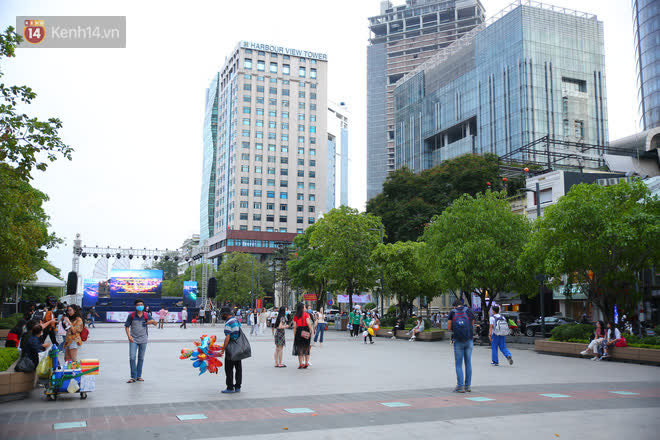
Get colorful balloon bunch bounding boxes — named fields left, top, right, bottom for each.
left=179, top=335, right=223, bottom=375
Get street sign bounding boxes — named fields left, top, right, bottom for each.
left=303, top=293, right=317, bottom=301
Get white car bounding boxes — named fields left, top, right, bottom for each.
left=325, top=309, right=341, bottom=322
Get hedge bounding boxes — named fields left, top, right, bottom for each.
left=549, top=324, right=594, bottom=342
left=0, top=347, right=19, bottom=372
left=550, top=324, right=660, bottom=349
left=0, top=313, right=24, bottom=330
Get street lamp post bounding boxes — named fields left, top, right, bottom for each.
left=521, top=172, right=544, bottom=334
left=369, top=224, right=385, bottom=317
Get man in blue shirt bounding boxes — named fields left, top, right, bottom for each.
left=447, top=298, right=475, bottom=393
left=221, top=307, right=242, bottom=393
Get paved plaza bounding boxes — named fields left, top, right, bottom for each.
left=1, top=323, right=659, bottom=439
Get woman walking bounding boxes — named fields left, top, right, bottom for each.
left=273, top=307, right=289, bottom=367
left=361, top=311, right=374, bottom=344
left=292, top=303, right=313, bottom=369
left=63, top=304, right=84, bottom=362
left=313, top=307, right=326, bottom=347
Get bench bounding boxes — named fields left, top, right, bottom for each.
left=0, top=360, right=35, bottom=399
left=534, top=340, right=660, bottom=365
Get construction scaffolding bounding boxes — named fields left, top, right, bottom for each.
left=498, top=135, right=653, bottom=179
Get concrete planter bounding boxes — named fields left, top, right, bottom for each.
left=395, top=330, right=445, bottom=341
left=534, top=340, right=660, bottom=365
left=0, top=359, right=35, bottom=397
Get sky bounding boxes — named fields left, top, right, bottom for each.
left=1, top=0, right=638, bottom=281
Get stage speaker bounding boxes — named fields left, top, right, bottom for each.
left=66, top=272, right=78, bottom=295
left=208, top=277, right=217, bottom=299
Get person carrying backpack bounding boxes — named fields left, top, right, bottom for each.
left=489, top=305, right=513, bottom=366
left=447, top=298, right=475, bottom=393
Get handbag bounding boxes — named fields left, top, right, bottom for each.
left=80, top=327, right=89, bottom=342
left=15, top=355, right=36, bottom=373
left=615, top=338, right=628, bottom=348
left=301, top=330, right=311, bottom=339
left=225, top=329, right=252, bottom=361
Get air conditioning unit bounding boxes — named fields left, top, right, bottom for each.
left=608, top=178, right=619, bottom=186
left=597, top=178, right=608, bottom=186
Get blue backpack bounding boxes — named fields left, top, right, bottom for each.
left=452, top=308, right=472, bottom=342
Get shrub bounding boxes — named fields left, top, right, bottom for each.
left=550, top=324, right=594, bottom=342
left=265, top=303, right=273, bottom=310
left=0, top=313, right=23, bottom=330
left=0, top=347, right=19, bottom=372
left=387, top=305, right=397, bottom=315
left=380, top=316, right=396, bottom=327
left=364, top=302, right=376, bottom=311
left=625, top=334, right=660, bottom=346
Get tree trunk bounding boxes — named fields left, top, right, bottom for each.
left=347, top=279, right=353, bottom=311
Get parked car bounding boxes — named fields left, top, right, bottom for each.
left=525, top=316, right=577, bottom=337
left=325, top=309, right=341, bottom=322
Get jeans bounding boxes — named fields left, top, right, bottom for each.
left=314, top=323, right=325, bottom=342
left=453, top=339, right=473, bottom=387
left=129, top=342, right=147, bottom=379
left=225, top=358, right=242, bottom=390
left=491, top=334, right=511, bottom=364
left=180, top=319, right=187, bottom=329
left=90, top=317, right=95, bottom=328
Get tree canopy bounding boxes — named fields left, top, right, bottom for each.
left=288, top=224, right=330, bottom=309
left=366, top=154, right=514, bottom=243
left=519, top=179, right=660, bottom=322
left=308, top=206, right=382, bottom=309
left=371, top=241, right=441, bottom=319
left=422, top=190, right=531, bottom=316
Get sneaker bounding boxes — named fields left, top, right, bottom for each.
left=490, top=362, right=499, bottom=366
left=580, top=350, right=589, bottom=356
left=465, top=386, right=472, bottom=393
left=370, top=341, right=374, bottom=344
left=507, top=356, right=513, bottom=365
left=591, top=356, right=599, bottom=361
left=453, top=386, right=465, bottom=393
left=234, top=388, right=241, bottom=393
left=391, top=336, right=396, bottom=339
left=221, top=388, right=235, bottom=394
left=595, top=357, right=602, bottom=361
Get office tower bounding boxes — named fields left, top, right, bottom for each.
left=327, top=101, right=350, bottom=211
left=393, top=2, right=608, bottom=172
left=633, top=0, right=660, bottom=130
left=367, top=0, right=485, bottom=200
left=200, top=41, right=328, bottom=261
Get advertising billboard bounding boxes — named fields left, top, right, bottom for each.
left=109, top=269, right=163, bottom=297
left=183, top=281, right=198, bottom=305
left=82, top=279, right=101, bottom=307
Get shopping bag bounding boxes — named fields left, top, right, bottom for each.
left=67, top=378, right=80, bottom=393
left=225, top=329, right=252, bottom=361
left=36, top=355, right=52, bottom=379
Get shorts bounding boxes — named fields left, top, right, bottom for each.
left=67, top=341, right=79, bottom=349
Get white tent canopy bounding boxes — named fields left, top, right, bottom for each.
left=20, top=269, right=65, bottom=288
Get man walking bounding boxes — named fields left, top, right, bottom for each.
left=448, top=299, right=475, bottom=393
left=221, top=307, right=242, bottom=394
left=157, top=305, right=168, bottom=329
left=180, top=307, right=187, bottom=329
left=489, top=305, right=513, bottom=366
left=124, top=299, right=157, bottom=383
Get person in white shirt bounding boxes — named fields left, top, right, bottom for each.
left=408, top=316, right=424, bottom=341
left=600, top=322, right=622, bottom=360
left=271, top=309, right=278, bottom=336
left=489, top=306, right=513, bottom=366
left=180, top=307, right=188, bottom=329
left=258, top=308, right=268, bottom=336
left=211, top=309, right=217, bottom=326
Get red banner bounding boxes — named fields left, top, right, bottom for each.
left=303, top=294, right=317, bottom=302
left=256, top=299, right=262, bottom=309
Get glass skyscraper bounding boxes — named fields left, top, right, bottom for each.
left=633, top=0, right=660, bottom=130
left=393, top=2, right=608, bottom=172
left=366, top=0, right=485, bottom=200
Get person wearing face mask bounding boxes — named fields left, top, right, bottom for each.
left=124, top=299, right=157, bottom=383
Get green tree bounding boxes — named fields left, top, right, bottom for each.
left=309, top=206, right=382, bottom=310
left=216, top=252, right=253, bottom=305
left=371, top=241, right=441, bottom=320
left=0, top=165, right=62, bottom=296
left=1, top=27, right=72, bottom=180
left=519, top=179, right=660, bottom=322
left=288, top=224, right=330, bottom=310
left=149, top=251, right=179, bottom=280
left=422, top=190, right=531, bottom=316
left=367, top=154, right=517, bottom=243
left=0, top=27, right=71, bottom=302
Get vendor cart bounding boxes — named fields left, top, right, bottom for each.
left=44, top=347, right=98, bottom=401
